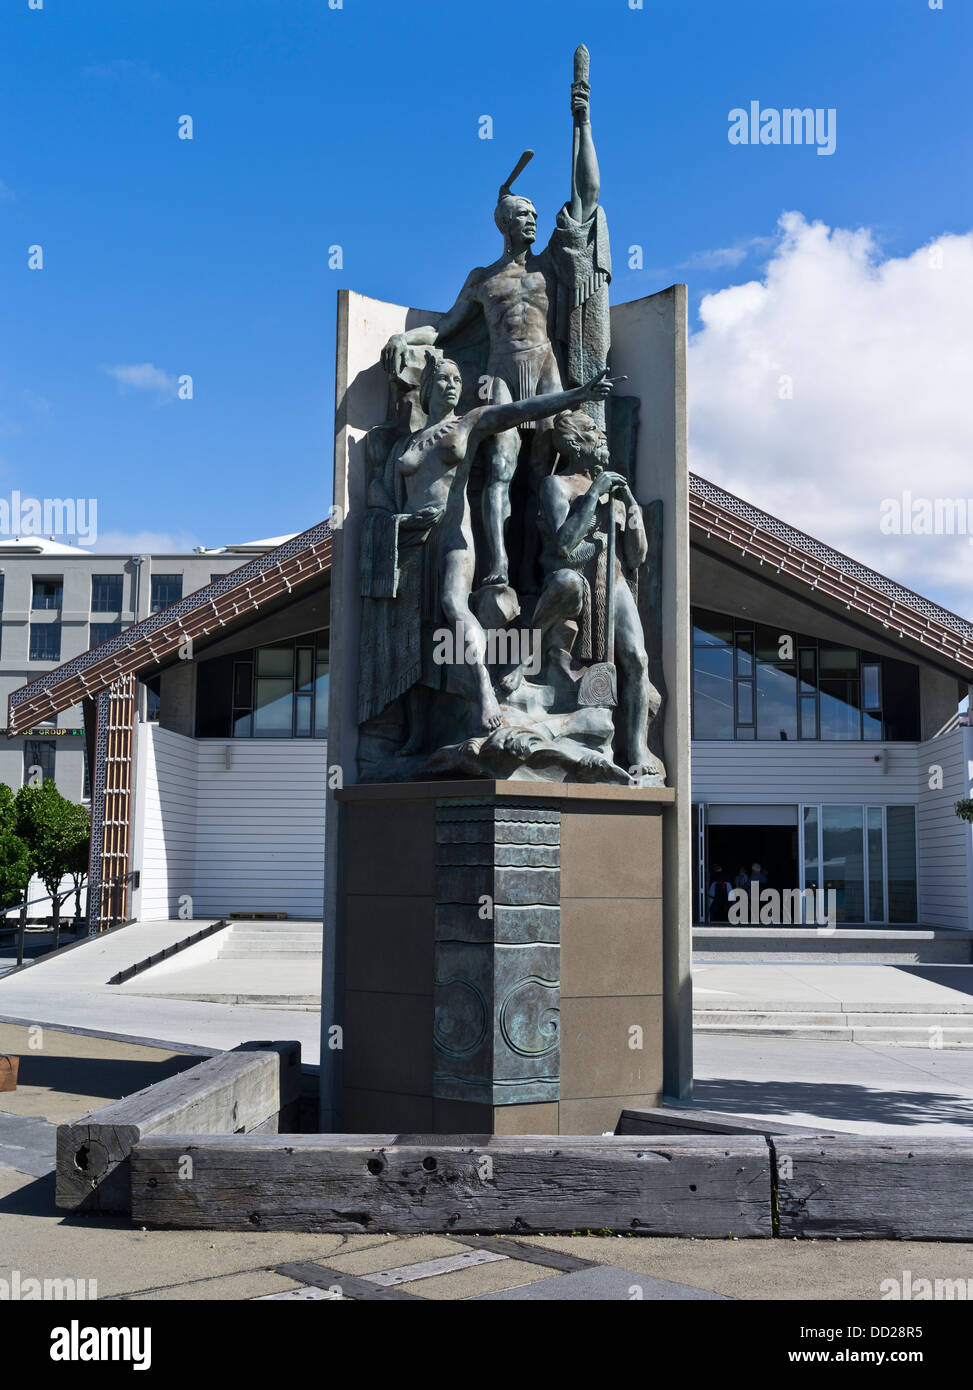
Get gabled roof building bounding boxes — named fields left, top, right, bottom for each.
left=7, top=481, right=972, bottom=938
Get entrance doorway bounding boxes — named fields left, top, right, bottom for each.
left=698, top=805, right=799, bottom=923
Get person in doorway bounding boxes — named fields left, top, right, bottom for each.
left=708, top=864, right=733, bottom=923
left=733, top=865, right=750, bottom=922
left=750, top=860, right=771, bottom=922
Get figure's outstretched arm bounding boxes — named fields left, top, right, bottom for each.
left=467, top=370, right=621, bottom=452
left=381, top=272, right=481, bottom=375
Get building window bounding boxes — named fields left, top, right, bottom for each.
left=885, top=805, right=919, bottom=923
left=29, top=622, right=61, bottom=662
left=691, top=608, right=919, bottom=742
left=91, top=574, right=123, bottom=612
left=32, top=576, right=63, bottom=610
left=24, top=739, right=56, bottom=786
left=90, top=621, right=123, bottom=647
left=142, top=676, right=161, bottom=722
left=150, top=574, right=183, bottom=612
left=196, top=630, right=330, bottom=739
left=691, top=610, right=733, bottom=739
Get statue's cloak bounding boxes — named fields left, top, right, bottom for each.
left=547, top=202, right=612, bottom=410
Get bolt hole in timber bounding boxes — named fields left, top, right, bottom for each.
left=358, top=44, right=667, bottom=789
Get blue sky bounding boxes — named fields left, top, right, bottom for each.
left=1, top=0, right=972, bottom=610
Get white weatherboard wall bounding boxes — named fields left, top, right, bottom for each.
left=136, top=724, right=327, bottom=920
left=138, top=724, right=199, bottom=919
left=193, top=739, right=327, bottom=918
left=691, top=740, right=920, bottom=804
left=917, top=727, right=972, bottom=930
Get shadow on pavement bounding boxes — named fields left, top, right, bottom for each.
left=693, top=1078, right=973, bottom=1128
left=0, top=1170, right=132, bottom=1228
left=891, top=965, right=973, bottom=998
left=9, top=1052, right=200, bottom=1103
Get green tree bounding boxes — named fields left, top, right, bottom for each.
left=64, top=802, right=91, bottom=925
left=0, top=784, right=32, bottom=914
left=14, top=780, right=76, bottom=950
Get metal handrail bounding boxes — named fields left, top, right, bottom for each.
left=0, top=886, right=87, bottom=967
left=0, top=890, right=67, bottom=919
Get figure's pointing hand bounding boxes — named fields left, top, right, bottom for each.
left=582, top=369, right=626, bottom=401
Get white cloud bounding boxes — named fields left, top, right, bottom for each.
left=91, top=529, right=201, bottom=555
left=104, top=362, right=178, bottom=397
left=688, top=212, right=973, bottom=619
left=680, top=236, right=774, bottom=271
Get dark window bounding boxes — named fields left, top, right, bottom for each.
left=691, top=608, right=921, bottom=743
left=886, top=805, right=918, bottom=922
left=692, top=610, right=733, bottom=739
left=143, top=676, right=161, bottom=723
left=755, top=659, right=798, bottom=741
left=195, top=654, right=235, bottom=738
left=314, top=632, right=329, bottom=739
left=32, top=576, right=63, bottom=610
left=91, top=574, right=123, bottom=612
left=150, top=574, right=183, bottom=612
left=195, top=630, right=330, bottom=739
left=819, top=678, right=862, bottom=740
left=29, top=622, right=61, bottom=661
left=24, top=739, right=55, bottom=785
left=90, top=621, right=123, bottom=647
left=0, top=575, right=5, bottom=609
left=211, top=573, right=225, bottom=586
left=82, top=744, right=91, bottom=799
left=882, top=659, right=921, bottom=741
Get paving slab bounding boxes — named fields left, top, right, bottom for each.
left=0, top=1112, right=57, bottom=1178
left=405, top=1257, right=557, bottom=1300
left=123, top=1268, right=311, bottom=1301
left=478, top=1264, right=731, bottom=1300
left=321, top=1234, right=476, bottom=1276
left=515, top=1236, right=973, bottom=1301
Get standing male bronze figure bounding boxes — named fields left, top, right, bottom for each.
left=381, top=45, right=611, bottom=590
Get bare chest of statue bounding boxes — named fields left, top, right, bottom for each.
left=476, top=257, right=552, bottom=349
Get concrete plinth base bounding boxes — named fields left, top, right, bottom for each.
left=337, top=781, right=674, bottom=1135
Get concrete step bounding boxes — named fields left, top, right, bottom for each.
left=226, top=928, right=322, bottom=939
left=695, top=1021, right=973, bottom=1047
left=146, top=992, right=321, bottom=1006
left=218, top=948, right=322, bottom=959
left=693, top=927, right=973, bottom=965
left=694, top=1009, right=973, bottom=1047
left=220, top=934, right=322, bottom=944
left=696, top=1008, right=973, bottom=1027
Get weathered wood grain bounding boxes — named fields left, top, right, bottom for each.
left=776, top=1136, right=973, bottom=1240
left=56, top=1041, right=301, bottom=1213
left=130, top=1133, right=772, bottom=1236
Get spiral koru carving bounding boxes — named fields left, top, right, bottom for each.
left=499, top=976, right=560, bottom=1058
left=433, top=978, right=489, bottom=1059
left=577, top=661, right=618, bottom=708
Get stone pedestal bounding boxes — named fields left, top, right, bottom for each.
left=337, top=781, right=674, bottom=1135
